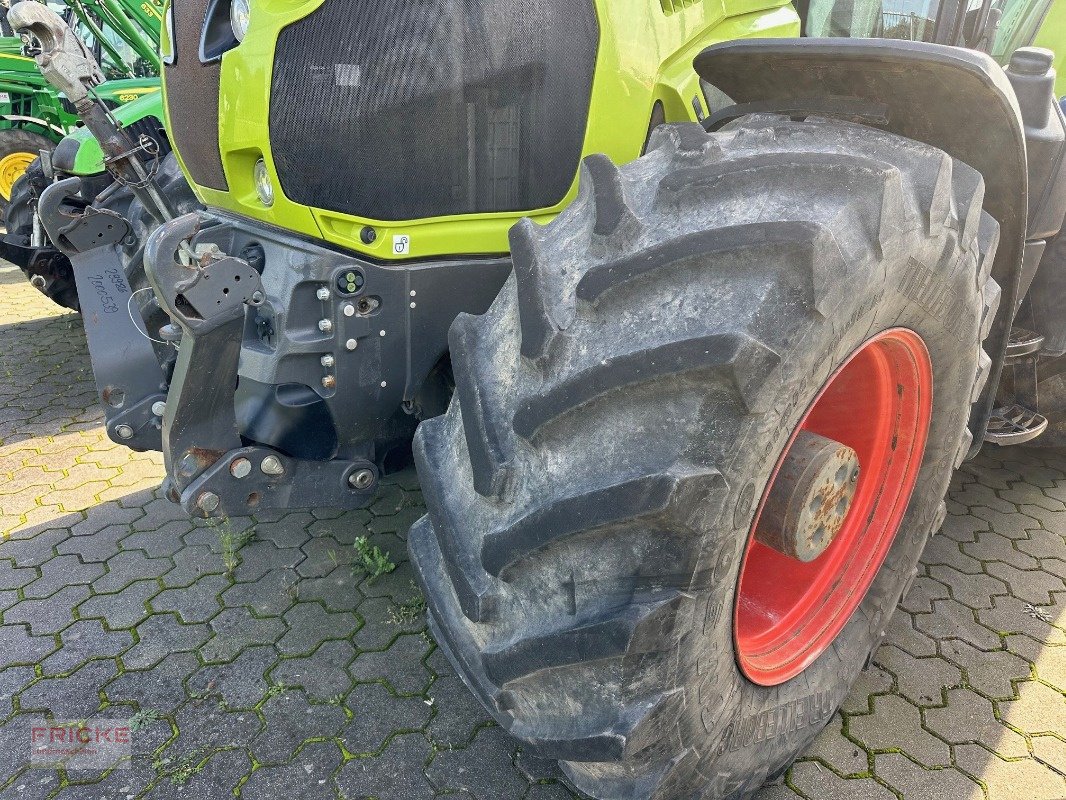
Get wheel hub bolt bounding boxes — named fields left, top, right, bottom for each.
left=349, top=469, right=375, bottom=490
left=230, top=458, right=251, bottom=479
left=757, top=431, right=861, bottom=563
left=261, top=455, right=285, bottom=476
left=115, top=424, right=134, bottom=440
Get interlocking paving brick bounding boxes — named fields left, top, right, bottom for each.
left=0, top=624, right=56, bottom=669
left=914, top=598, right=1001, bottom=650
left=980, top=595, right=1066, bottom=645
left=954, top=743, right=1066, bottom=800
left=872, top=753, right=981, bottom=800
left=984, top=560, right=1066, bottom=605
left=0, top=666, right=34, bottom=719
left=192, top=644, right=279, bottom=709
left=3, top=585, right=88, bottom=635
left=17, top=658, right=115, bottom=718
left=873, top=645, right=962, bottom=706
left=349, top=633, right=433, bottom=696
left=926, top=564, right=1008, bottom=609
left=798, top=713, right=866, bottom=776
left=425, top=726, right=529, bottom=799
left=125, top=613, right=211, bottom=670
left=1031, top=734, right=1066, bottom=774
left=152, top=572, right=227, bottom=624
left=341, top=682, right=433, bottom=755
left=334, top=732, right=437, bottom=800
left=222, top=568, right=299, bottom=616
left=923, top=688, right=1028, bottom=757
left=786, top=761, right=895, bottom=800
left=997, top=679, right=1066, bottom=736
left=93, top=549, right=171, bottom=592
left=251, top=689, right=347, bottom=765
left=425, top=674, right=493, bottom=749
left=848, top=694, right=951, bottom=767
left=270, top=640, right=355, bottom=702
left=939, top=640, right=1033, bottom=699
left=21, top=553, right=104, bottom=599
left=242, top=741, right=342, bottom=800
left=77, top=578, right=159, bottom=630
left=39, top=618, right=132, bottom=676
left=298, top=565, right=364, bottom=613
left=201, top=606, right=286, bottom=663
left=278, top=602, right=360, bottom=655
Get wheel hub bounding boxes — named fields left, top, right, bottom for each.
left=734, top=328, right=933, bottom=686
left=757, top=431, right=861, bottom=563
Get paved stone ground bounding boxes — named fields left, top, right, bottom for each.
left=0, top=261, right=1063, bottom=800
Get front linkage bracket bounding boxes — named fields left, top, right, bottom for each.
left=181, top=447, right=380, bottom=519
left=147, top=214, right=382, bottom=519
left=37, top=177, right=132, bottom=255
left=34, top=177, right=168, bottom=451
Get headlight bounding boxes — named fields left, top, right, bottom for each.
left=254, top=159, right=274, bottom=207
left=230, top=0, right=251, bottom=42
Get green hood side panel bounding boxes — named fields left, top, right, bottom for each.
left=65, top=86, right=163, bottom=176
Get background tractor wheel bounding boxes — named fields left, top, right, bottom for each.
left=3, top=157, right=84, bottom=311
left=410, top=116, right=1000, bottom=799
left=0, top=129, right=53, bottom=216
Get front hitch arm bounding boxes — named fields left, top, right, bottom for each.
left=146, top=214, right=383, bottom=518
left=145, top=214, right=263, bottom=510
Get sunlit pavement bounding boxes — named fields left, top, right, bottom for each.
left=0, top=261, right=1063, bottom=799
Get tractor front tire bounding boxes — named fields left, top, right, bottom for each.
left=410, top=115, right=1000, bottom=800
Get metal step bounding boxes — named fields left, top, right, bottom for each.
left=985, top=404, right=1049, bottom=446
left=1004, top=327, right=1045, bottom=363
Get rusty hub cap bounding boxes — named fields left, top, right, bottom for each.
left=757, top=431, right=861, bottom=563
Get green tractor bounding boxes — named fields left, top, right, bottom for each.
left=0, top=0, right=162, bottom=212
left=14, top=0, right=1066, bottom=797
left=0, top=1, right=189, bottom=312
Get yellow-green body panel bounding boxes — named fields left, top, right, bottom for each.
left=164, top=0, right=800, bottom=260
left=1034, top=0, right=1066, bottom=98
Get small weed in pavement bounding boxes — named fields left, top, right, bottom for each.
left=354, top=536, right=396, bottom=583
left=389, top=588, right=427, bottom=625
left=216, top=521, right=255, bottom=574
left=129, top=708, right=161, bottom=732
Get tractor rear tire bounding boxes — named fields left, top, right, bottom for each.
left=409, top=115, right=1000, bottom=799
left=0, top=129, right=53, bottom=217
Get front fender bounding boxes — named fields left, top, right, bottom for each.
left=694, top=38, right=1028, bottom=453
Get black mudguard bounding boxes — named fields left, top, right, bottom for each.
left=694, top=38, right=1028, bottom=453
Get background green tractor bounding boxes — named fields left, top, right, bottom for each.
left=0, top=0, right=183, bottom=311
left=0, top=0, right=161, bottom=212
left=16, top=0, right=1066, bottom=797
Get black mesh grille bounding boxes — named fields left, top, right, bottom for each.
left=270, top=1, right=600, bottom=221
left=163, top=0, right=227, bottom=190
